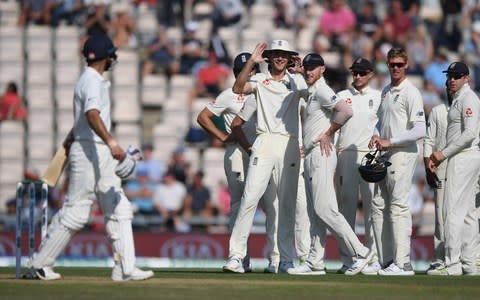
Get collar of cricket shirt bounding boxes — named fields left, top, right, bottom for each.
left=85, top=66, right=111, bottom=84
left=452, top=83, right=471, bottom=100
left=349, top=85, right=371, bottom=96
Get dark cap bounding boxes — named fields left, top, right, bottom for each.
left=82, top=34, right=117, bottom=62
left=302, top=53, right=324, bottom=67
left=233, top=52, right=259, bottom=76
left=442, top=62, right=470, bottom=76
left=350, top=57, right=373, bottom=72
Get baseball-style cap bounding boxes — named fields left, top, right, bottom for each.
left=302, top=53, right=324, bottom=67
left=262, top=40, right=298, bottom=57
left=233, top=52, right=259, bottom=75
left=82, top=34, right=117, bottom=62
left=442, top=62, right=470, bottom=76
left=350, top=58, right=373, bottom=72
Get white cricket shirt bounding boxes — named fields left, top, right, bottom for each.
left=423, top=103, right=448, bottom=157
left=238, top=71, right=308, bottom=138
left=442, top=84, right=480, bottom=158
left=336, top=85, right=381, bottom=151
left=302, top=76, right=338, bottom=152
left=378, top=78, right=425, bottom=150
left=72, top=67, right=112, bottom=143
left=206, top=88, right=257, bottom=144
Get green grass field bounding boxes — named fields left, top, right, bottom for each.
left=1, top=267, right=479, bottom=300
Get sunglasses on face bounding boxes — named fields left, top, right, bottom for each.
left=447, top=74, right=464, bottom=80
left=352, top=70, right=369, bottom=77
left=388, top=62, right=406, bottom=69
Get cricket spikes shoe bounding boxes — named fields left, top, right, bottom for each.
left=336, top=264, right=350, bottom=274
left=427, top=263, right=462, bottom=276
left=223, top=256, right=245, bottom=273
left=278, top=261, right=295, bottom=273
left=35, top=267, right=62, bottom=281
left=378, top=262, right=415, bottom=276
left=345, top=249, right=375, bottom=276
left=287, top=264, right=326, bottom=275
left=111, top=263, right=154, bottom=281
left=264, top=262, right=278, bottom=274
left=361, top=261, right=381, bottom=275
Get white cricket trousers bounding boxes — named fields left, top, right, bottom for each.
left=372, top=149, right=417, bottom=267
left=335, top=150, right=376, bottom=266
left=432, top=162, right=447, bottom=264
left=224, top=143, right=279, bottom=263
left=295, top=162, right=311, bottom=261
left=444, top=150, right=480, bottom=273
left=303, top=146, right=369, bottom=267
left=229, top=134, right=300, bottom=262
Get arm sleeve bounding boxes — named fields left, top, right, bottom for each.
left=332, top=100, right=353, bottom=125
left=237, top=95, right=257, bottom=122
left=390, top=121, right=426, bottom=145
left=423, top=110, right=437, bottom=157
left=84, top=79, right=102, bottom=113
left=442, top=98, right=480, bottom=158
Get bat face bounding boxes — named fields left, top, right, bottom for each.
left=42, top=146, right=67, bottom=186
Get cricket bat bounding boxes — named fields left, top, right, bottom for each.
left=42, top=145, right=67, bottom=186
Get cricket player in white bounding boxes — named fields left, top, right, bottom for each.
left=334, top=58, right=381, bottom=274
left=428, top=62, right=480, bottom=275
left=287, top=53, right=374, bottom=276
left=197, top=52, right=279, bottom=273
left=223, top=40, right=307, bottom=273
left=423, top=81, right=450, bottom=274
left=28, top=35, right=153, bottom=281
left=369, top=47, right=426, bottom=275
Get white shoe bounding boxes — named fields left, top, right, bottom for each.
left=278, top=261, right=294, bottom=273
left=264, top=262, right=278, bottom=274
left=361, top=261, right=381, bottom=275
left=345, top=250, right=375, bottom=276
left=223, top=256, right=245, bottom=273
left=35, top=267, right=62, bottom=281
left=427, top=263, right=462, bottom=276
left=111, top=264, right=154, bottom=281
left=378, top=262, right=414, bottom=276
left=287, top=264, right=326, bottom=275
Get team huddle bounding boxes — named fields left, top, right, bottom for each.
left=27, top=34, right=479, bottom=281
left=200, top=40, right=480, bottom=276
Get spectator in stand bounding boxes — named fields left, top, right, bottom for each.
left=463, top=21, right=480, bottom=92
left=136, top=143, right=165, bottom=183
left=183, top=171, right=213, bottom=219
left=210, top=0, right=243, bottom=32
left=153, top=170, right=189, bottom=232
left=142, top=25, right=180, bottom=77
left=167, top=146, right=191, bottom=184
left=317, top=0, right=356, bottom=52
left=18, top=0, right=50, bottom=26
left=438, top=0, right=463, bottom=51
left=124, top=165, right=157, bottom=215
left=0, top=82, right=27, bottom=122
left=424, top=47, right=450, bottom=94
left=376, top=0, right=412, bottom=45
left=355, top=1, right=379, bottom=38
left=155, top=0, right=189, bottom=28
left=84, top=0, right=112, bottom=37
left=111, top=5, right=137, bottom=49
left=179, top=21, right=206, bottom=75
left=406, top=24, right=433, bottom=76
left=186, top=51, right=230, bottom=109
left=216, top=180, right=231, bottom=217
left=46, top=0, right=85, bottom=27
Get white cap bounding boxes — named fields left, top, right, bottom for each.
left=263, top=39, right=298, bottom=56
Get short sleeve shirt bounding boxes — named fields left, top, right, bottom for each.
left=238, top=71, right=308, bottom=137
left=378, top=78, right=425, bottom=150
left=336, top=85, right=381, bottom=151
left=73, top=67, right=112, bottom=143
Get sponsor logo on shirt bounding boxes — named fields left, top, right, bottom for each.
left=394, top=94, right=400, bottom=103
left=331, top=95, right=337, bottom=102
left=416, top=111, right=424, bottom=117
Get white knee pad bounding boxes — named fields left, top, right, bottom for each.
left=106, top=219, right=136, bottom=276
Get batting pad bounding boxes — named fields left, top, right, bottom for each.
left=106, top=219, right=136, bottom=276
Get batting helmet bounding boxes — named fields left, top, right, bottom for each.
left=358, top=150, right=391, bottom=183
